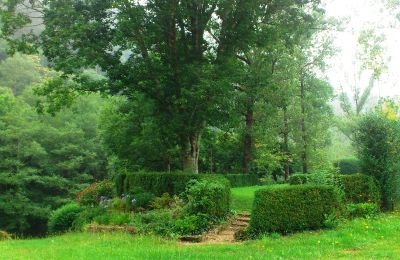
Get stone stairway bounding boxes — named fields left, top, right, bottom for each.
left=199, top=212, right=251, bottom=244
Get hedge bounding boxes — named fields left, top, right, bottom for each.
left=116, top=172, right=258, bottom=196
left=334, top=158, right=360, bottom=174
left=249, top=185, right=341, bottom=235
left=222, top=174, right=260, bottom=187
left=338, top=174, right=380, bottom=204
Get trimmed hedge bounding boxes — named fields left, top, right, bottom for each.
left=249, top=185, right=341, bottom=234
left=223, top=174, right=260, bottom=187
left=48, top=203, right=84, bottom=234
left=334, top=158, right=360, bottom=174
left=116, top=172, right=258, bottom=196
left=338, top=174, right=380, bottom=204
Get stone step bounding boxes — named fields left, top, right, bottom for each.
left=235, top=217, right=250, bottom=222
left=231, top=221, right=249, bottom=227
left=237, top=212, right=251, bottom=218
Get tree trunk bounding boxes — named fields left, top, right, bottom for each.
left=182, top=133, right=201, bottom=174
left=243, top=104, right=254, bottom=174
left=300, top=75, right=308, bottom=174
left=282, top=106, right=290, bottom=180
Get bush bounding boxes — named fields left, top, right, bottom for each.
left=151, top=193, right=176, bottom=209
left=346, top=203, right=379, bottom=219
left=355, top=113, right=400, bottom=210
left=288, top=174, right=308, bottom=185
left=338, top=174, right=380, bottom=204
left=249, top=185, right=341, bottom=235
left=0, top=230, right=11, bottom=240
left=184, top=177, right=230, bottom=220
left=173, top=214, right=209, bottom=235
left=334, top=158, right=360, bottom=174
left=48, top=204, right=84, bottom=233
left=72, top=207, right=106, bottom=231
left=136, top=209, right=177, bottom=237
left=77, top=180, right=116, bottom=206
left=131, top=192, right=156, bottom=209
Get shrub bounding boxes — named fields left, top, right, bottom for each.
left=151, top=193, right=176, bottom=209
left=48, top=204, right=84, bottom=233
left=288, top=174, right=308, bottom=185
left=77, top=180, right=116, bottom=206
left=184, top=177, right=230, bottom=220
left=346, top=203, right=379, bottom=219
left=0, top=230, right=11, bottom=240
left=173, top=214, right=209, bottom=235
left=72, top=207, right=106, bottom=231
left=338, top=174, right=381, bottom=204
left=355, top=113, right=400, bottom=210
left=136, top=209, right=177, bottom=237
left=249, top=185, right=341, bottom=235
left=131, top=192, right=156, bottom=209
left=334, top=158, right=360, bottom=174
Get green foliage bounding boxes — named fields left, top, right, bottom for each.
left=222, top=174, right=260, bottom=187
left=346, top=203, right=379, bottom=219
left=338, top=174, right=381, bottom=204
left=355, top=113, right=400, bottom=210
left=334, top=158, right=360, bottom=174
left=151, top=193, right=176, bottom=210
left=249, top=185, right=341, bottom=235
left=135, top=209, right=177, bottom=238
left=288, top=174, right=308, bottom=185
left=118, top=172, right=252, bottom=197
left=173, top=214, right=210, bottom=236
left=0, top=230, right=11, bottom=240
left=131, top=192, right=156, bottom=210
left=94, top=213, right=131, bottom=226
left=72, top=207, right=106, bottom=231
left=77, top=181, right=116, bottom=206
left=184, top=178, right=231, bottom=220
left=48, top=204, right=84, bottom=234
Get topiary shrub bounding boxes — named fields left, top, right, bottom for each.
left=346, top=203, right=379, bottom=219
left=0, top=230, right=11, bottom=240
left=184, top=176, right=231, bottom=220
left=338, top=174, right=381, bottom=204
left=77, top=180, right=116, bottom=206
left=249, top=185, right=341, bottom=235
left=48, top=204, right=84, bottom=233
left=334, top=158, right=360, bottom=174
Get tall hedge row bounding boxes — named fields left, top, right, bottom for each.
left=249, top=185, right=341, bottom=235
left=116, top=172, right=259, bottom=196
left=222, top=174, right=260, bottom=187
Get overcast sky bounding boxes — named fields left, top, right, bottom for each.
left=323, top=0, right=400, bottom=101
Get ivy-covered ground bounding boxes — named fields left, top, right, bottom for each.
left=1, top=214, right=400, bottom=259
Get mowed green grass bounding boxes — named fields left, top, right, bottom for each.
left=231, top=185, right=287, bottom=212
left=2, top=214, right=400, bottom=259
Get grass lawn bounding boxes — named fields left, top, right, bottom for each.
left=2, top=214, right=400, bottom=259
left=231, top=185, right=286, bottom=212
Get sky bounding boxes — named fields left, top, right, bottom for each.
left=323, top=0, right=400, bottom=101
